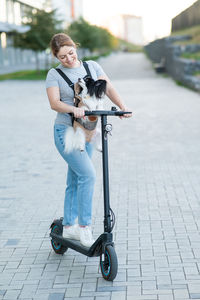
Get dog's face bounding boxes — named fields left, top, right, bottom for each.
left=77, top=77, right=107, bottom=99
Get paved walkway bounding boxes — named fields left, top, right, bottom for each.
left=1, top=53, right=200, bottom=300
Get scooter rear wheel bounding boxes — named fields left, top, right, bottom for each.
left=100, top=245, right=118, bottom=281
left=51, top=223, right=68, bottom=255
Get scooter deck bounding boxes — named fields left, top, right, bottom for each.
left=50, top=231, right=113, bottom=257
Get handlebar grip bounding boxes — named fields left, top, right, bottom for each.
left=114, top=111, right=131, bottom=116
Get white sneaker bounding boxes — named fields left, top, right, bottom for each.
left=63, top=224, right=80, bottom=240
left=79, top=226, right=95, bottom=248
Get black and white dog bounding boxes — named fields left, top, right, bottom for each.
left=64, top=77, right=107, bottom=153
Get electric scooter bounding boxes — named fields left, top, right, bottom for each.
left=50, top=108, right=130, bottom=281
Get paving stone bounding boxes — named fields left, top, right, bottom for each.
left=5, top=239, right=20, bottom=246
left=48, top=293, right=65, bottom=300
left=127, top=285, right=141, bottom=296
left=97, top=286, right=126, bottom=292
left=174, top=289, right=189, bottom=298
left=38, top=279, right=54, bottom=289
left=12, top=272, right=28, bottom=281
left=3, top=290, right=21, bottom=299
left=64, top=297, right=94, bottom=300
left=189, top=284, right=200, bottom=294
left=111, top=291, right=126, bottom=300
left=190, top=294, right=200, bottom=299
left=82, top=282, right=97, bottom=292
left=54, top=275, right=69, bottom=284
left=127, top=296, right=158, bottom=300
left=65, top=287, right=81, bottom=297
left=158, top=295, right=173, bottom=300
left=95, top=297, right=110, bottom=300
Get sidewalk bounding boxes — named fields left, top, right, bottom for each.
left=1, top=53, right=200, bottom=300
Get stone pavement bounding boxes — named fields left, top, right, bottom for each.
left=1, top=52, right=200, bottom=300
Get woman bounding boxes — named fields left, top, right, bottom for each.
left=46, top=33, right=132, bottom=248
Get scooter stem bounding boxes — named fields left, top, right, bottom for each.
left=101, top=115, right=112, bottom=233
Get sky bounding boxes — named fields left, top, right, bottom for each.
left=82, top=0, right=197, bottom=43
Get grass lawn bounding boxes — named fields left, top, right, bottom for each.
left=171, top=24, right=200, bottom=45
left=0, top=69, right=48, bottom=81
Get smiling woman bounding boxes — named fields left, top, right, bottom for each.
left=50, top=33, right=75, bottom=54
left=57, top=46, right=80, bottom=68
left=50, top=34, right=82, bottom=69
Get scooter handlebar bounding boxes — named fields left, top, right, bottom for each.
left=84, top=110, right=131, bottom=116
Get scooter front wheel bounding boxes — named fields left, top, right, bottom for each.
left=100, top=245, right=118, bottom=281
left=50, top=223, right=68, bottom=255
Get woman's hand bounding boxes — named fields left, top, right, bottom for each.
left=72, top=107, right=85, bottom=118
left=120, top=106, right=133, bottom=119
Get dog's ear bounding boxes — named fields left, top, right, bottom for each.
left=94, top=80, right=107, bottom=98
left=85, top=77, right=96, bottom=96
left=84, top=76, right=93, bottom=84
left=74, top=82, right=82, bottom=95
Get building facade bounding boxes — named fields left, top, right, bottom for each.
left=51, top=0, right=83, bottom=28
left=0, top=0, right=83, bottom=73
left=0, top=0, right=47, bottom=73
left=103, top=14, right=144, bottom=45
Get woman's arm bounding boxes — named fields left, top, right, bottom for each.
left=98, top=74, right=132, bottom=117
left=46, top=86, right=85, bottom=118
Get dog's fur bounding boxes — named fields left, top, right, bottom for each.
left=64, top=77, right=107, bottom=153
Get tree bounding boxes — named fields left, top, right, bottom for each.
left=13, top=9, right=62, bottom=71
left=67, top=18, right=118, bottom=54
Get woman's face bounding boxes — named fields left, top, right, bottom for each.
left=57, top=45, right=79, bottom=68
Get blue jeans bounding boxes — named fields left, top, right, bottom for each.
left=54, top=124, right=96, bottom=226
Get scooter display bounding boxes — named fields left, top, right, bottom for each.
left=50, top=108, right=130, bottom=281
